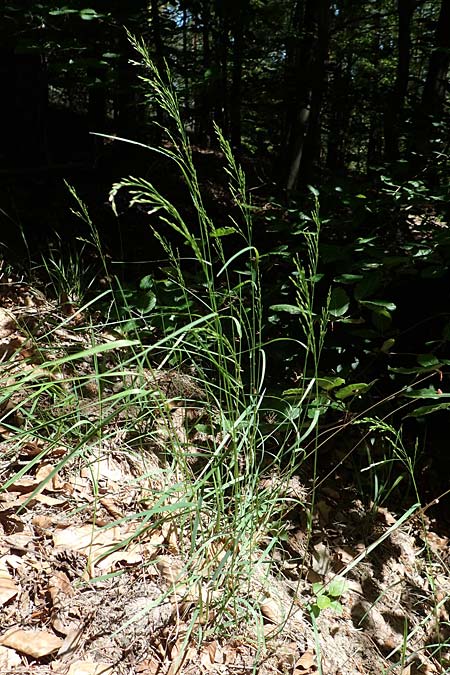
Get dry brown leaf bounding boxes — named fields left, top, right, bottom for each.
left=296, top=650, right=315, bottom=670
left=32, top=514, right=54, bottom=530
left=260, top=597, right=284, bottom=624
left=0, top=645, right=21, bottom=669
left=57, top=625, right=85, bottom=657
left=136, top=657, right=161, bottom=675
left=157, top=556, right=184, bottom=585
left=0, top=567, right=19, bottom=606
left=311, top=542, right=331, bottom=575
left=0, top=628, right=62, bottom=657
left=99, top=497, right=123, bottom=519
left=200, top=641, right=218, bottom=670
left=66, top=660, right=114, bottom=675
left=4, top=477, right=41, bottom=494
left=96, top=548, right=142, bottom=571
left=48, top=571, right=74, bottom=606
left=35, top=493, right=66, bottom=506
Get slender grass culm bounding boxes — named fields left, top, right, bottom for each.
left=0, top=31, right=432, bottom=675
left=101, top=34, right=322, bottom=651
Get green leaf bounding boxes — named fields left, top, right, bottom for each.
left=329, top=600, right=343, bottom=614
left=416, top=354, right=440, bottom=368
left=359, top=300, right=396, bottom=312
left=403, top=387, right=449, bottom=399
left=334, top=382, right=372, bottom=400
left=380, top=338, right=395, bottom=353
left=333, top=274, right=363, bottom=284
left=329, top=288, right=350, bottom=317
left=406, top=402, right=450, bottom=417
left=390, top=365, right=437, bottom=374
left=327, top=577, right=347, bottom=597
left=317, top=377, right=346, bottom=391
left=269, top=304, right=302, bottom=315
left=210, top=227, right=237, bottom=238
left=316, top=594, right=331, bottom=610
left=354, top=272, right=383, bottom=300
left=312, top=582, right=324, bottom=595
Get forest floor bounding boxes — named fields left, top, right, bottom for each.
left=0, top=273, right=450, bottom=675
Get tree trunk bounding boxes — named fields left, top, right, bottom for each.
left=412, top=0, right=450, bottom=174
left=283, top=0, right=330, bottom=193
left=214, top=0, right=230, bottom=137
left=198, top=0, right=213, bottom=143
left=302, top=0, right=331, bottom=181
left=422, top=0, right=450, bottom=113
left=383, top=0, right=415, bottom=162
left=230, top=0, right=249, bottom=151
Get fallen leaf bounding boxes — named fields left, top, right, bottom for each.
left=57, top=625, right=84, bottom=657
left=99, top=497, right=122, bottom=518
left=0, top=628, right=62, bottom=657
left=296, top=650, right=315, bottom=670
left=32, top=514, right=54, bottom=530
left=200, top=641, right=218, bottom=670
left=66, top=660, right=114, bottom=675
left=0, top=645, right=21, bottom=669
left=136, top=658, right=160, bottom=674
left=4, top=477, right=40, bottom=494
left=35, top=493, right=66, bottom=506
left=260, top=597, right=284, bottom=624
left=312, top=542, right=331, bottom=575
left=0, top=568, right=19, bottom=606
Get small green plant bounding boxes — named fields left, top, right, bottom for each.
left=310, top=576, right=348, bottom=618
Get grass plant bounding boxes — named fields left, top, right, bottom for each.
left=2, top=35, right=446, bottom=675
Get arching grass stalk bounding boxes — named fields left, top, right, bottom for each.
left=96, top=33, right=321, bottom=652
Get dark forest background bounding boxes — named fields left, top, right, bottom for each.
left=2, top=1, right=449, bottom=202
left=1, top=1, right=450, bottom=488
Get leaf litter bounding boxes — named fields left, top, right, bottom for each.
left=0, top=274, right=449, bottom=675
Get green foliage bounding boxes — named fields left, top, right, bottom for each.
left=310, top=577, right=348, bottom=618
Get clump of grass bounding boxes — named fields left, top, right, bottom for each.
left=1, top=33, right=433, bottom=674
